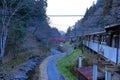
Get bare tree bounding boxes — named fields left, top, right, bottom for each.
left=0, top=0, right=33, bottom=61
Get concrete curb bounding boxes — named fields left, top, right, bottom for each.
left=39, top=56, right=53, bottom=80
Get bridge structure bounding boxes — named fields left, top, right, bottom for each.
left=49, top=38, right=66, bottom=45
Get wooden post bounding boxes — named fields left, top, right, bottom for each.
left=116, top=32, right=119, bottom=65
left=98, top=35, right=101, bottom=53
left=93, top=64, right=97, bottom=80
left=88, top=35, right=90, bottom=54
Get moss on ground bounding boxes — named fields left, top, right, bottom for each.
left=65, top=42, right=72, bottom=47
left=57, top=49, right=82, bottom=80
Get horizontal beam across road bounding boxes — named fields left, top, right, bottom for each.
left=48, top=14, right=118, bottom=17
left=47, top=15, right=84, bottom=17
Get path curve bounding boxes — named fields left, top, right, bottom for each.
left=47, top=53, right=66, bottom=80
left=40, top=48, right=73, bottom=80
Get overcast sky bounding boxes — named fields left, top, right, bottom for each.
left=47, top=0, right=97, bottom=32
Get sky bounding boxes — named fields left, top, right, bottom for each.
left=47, top=0, right=97, bottom=32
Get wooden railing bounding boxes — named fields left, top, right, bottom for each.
left=83, top=41, right=118, bottom=63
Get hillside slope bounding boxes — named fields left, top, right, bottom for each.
left=67, top=0, right=120, bottom=36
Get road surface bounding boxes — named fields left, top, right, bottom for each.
left=47, top=51, right=65, bottom=80
left=47, top=48, right=73, bottom=80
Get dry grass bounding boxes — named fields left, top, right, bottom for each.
left=82, top=53, right=98, bottom=66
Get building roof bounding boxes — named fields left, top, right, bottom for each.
left=86, top=31, right=106, bottom=36
left=105, top=23, right=120, bottom=29
left=105, top=24, right=120, bottom=32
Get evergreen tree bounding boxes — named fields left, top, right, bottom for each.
left=82, top=2, right=96, bottom=22
left=103, top=0, right=113, bottom=15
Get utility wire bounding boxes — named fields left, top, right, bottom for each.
left=0, top=14, right=119, bottom=17
left=47, top=14, right=119, bottom=17
left=48, top=15, right=84, bottom=17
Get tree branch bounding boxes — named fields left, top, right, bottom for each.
left=6, top=0, right=26, bottom=27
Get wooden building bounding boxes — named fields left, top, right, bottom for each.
left=82, top=24, right=120, bottom=64
left=105, top=24, right=120, bottom=64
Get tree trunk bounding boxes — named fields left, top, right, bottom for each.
left=0, top=0, right=34, bottom=61
left=0, top=0, right=8, bottom=61
left=0, top=25, right=8, bottom=61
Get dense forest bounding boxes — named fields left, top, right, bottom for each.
left=0, top=0, right=61, bottom=79
left=66, top=0, right=120, bottom=37
left=0, top=0, right=60, bottom=61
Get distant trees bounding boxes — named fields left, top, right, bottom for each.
left=82, top=2, right=96, bottom=22
left=66, top=27, right=72, bottom=37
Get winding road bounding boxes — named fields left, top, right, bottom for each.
left=40, top=47, right=73, bottom=80
left=47, top=53, right=65, bottom=80
left=47, top=48, right=73, bottom=80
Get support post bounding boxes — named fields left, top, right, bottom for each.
left=105, top=69, right=111, bottom=80
left=93, top=64, right=97, bottom=80
left=78, top=55, right=82, bottom=68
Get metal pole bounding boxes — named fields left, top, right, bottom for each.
left=105, top=69, right=111, bottom=80
left=93, top=64, right=97, bottom=80
left=78, top=55, right=82, bottom=68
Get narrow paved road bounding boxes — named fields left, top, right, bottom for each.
left=47, top=48, right=73, bottom=80
left=47, top=52, right=65, bottom=80
left=40, top=47, right=73, bottom=80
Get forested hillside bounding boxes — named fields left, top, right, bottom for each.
left=66, top=0, right=120, bottom=37
left=0, top=0, right=61, bottom=61
left=0, top=0, right=61, bottom=79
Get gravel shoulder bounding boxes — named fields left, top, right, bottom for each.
left=39, top=56, right=53, bottom=80
left=39, top=49, right=66, bottom=80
